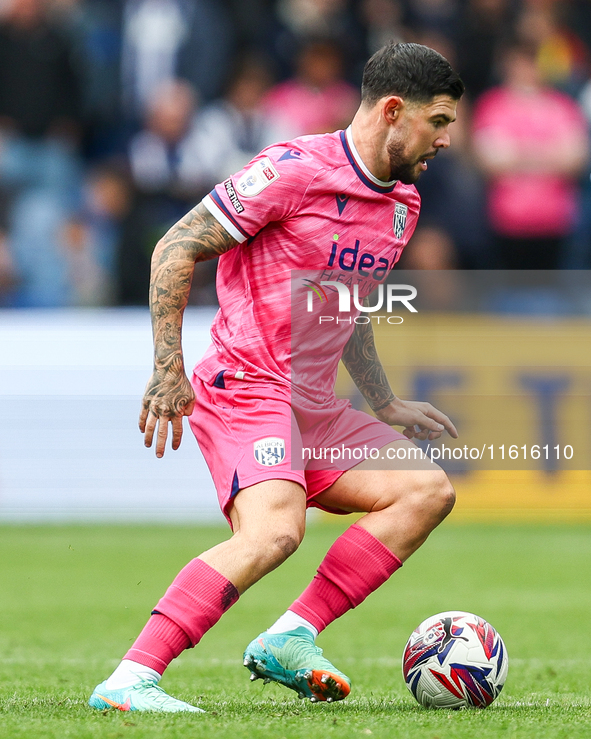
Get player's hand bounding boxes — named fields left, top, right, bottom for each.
left=139, top=369, right=195, bottom=458
left=375, top=397, right=458, bottom=441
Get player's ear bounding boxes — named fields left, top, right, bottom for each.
left=382, top=96, right=404, bottom=125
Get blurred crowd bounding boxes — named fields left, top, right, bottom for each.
left=1, top=0, right=591, bottom=307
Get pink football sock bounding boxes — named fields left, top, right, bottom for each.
left=290, top=523, right=402, bottom=633
left=125, top=558, right=239, bottom=674
left=123, top=613, right=190, bottom=674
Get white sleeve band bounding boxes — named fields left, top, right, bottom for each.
left=201, top=194, right=247, bottom=243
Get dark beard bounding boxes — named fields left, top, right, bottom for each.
left=387, top=139, right=421, bottom=184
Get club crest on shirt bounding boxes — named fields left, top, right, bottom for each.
left=393, top=202, right=408, bottom=239
left=237, top=157, right=279, bottom=197
left=254, top=437, right=286, bottom=466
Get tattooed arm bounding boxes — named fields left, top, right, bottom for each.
left=341, top=313, right=396, bottom=413
left=341, top=315, right=458, bottom=441
left=139, top=203, right=238, bottom=457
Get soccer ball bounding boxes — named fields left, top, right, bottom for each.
left=402, top=611, right=508, bottom=709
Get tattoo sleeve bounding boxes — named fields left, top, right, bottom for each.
left=148, top=203, right=238, bottom=391
left=340, top=307, right=396, bottom=412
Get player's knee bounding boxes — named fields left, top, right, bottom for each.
left=256, top=518, right=304, bottom=565
left=276, top=532, right=301, bottom=558
left=266, top=529, right=302, bottom=566
left=426, top=471, right=456, bottom=521
left=392, top=469, right=455, bottom=523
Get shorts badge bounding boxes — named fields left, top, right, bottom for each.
left=393, top=202, right=408, bottom=239
left=237, top=157, right=279, bottom=197
left=254, top=437, right=286, bottom=466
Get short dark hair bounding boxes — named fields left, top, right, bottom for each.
left=361, top=42, right=464, bottom=106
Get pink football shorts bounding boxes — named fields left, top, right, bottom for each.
left=189, top=370, right=406, bottom=524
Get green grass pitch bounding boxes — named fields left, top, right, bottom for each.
left=0, top=521, right=590, bottom=738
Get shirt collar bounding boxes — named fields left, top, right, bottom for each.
left=341, top=125, right=397, bottom=192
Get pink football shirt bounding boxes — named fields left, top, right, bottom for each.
left=196, top=127, right=420, bottom=402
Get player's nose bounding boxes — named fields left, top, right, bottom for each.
left=435, top=131, right=451, bottom=149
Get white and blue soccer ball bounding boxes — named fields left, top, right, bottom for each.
left=402, top=611, right=508, bottom=709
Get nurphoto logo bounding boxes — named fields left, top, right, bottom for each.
left=305, top=281, right=418, bottom=313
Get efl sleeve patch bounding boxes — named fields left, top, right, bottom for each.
left=205, top=145, right=315, bottom=239
left=236, top=157, right=280, bottom=197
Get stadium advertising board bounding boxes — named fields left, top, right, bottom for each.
left=293, top=270, right=591, bottom=521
